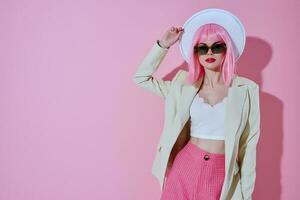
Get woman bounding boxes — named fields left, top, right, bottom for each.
left=133, top=9, right=260, bottom=200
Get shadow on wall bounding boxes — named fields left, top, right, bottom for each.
left=161, top=36, right=281, bottom=200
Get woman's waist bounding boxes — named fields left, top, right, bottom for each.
left=189, top=136, right=225, bottom=154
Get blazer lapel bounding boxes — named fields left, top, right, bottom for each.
left=223, top=84, right=248, bottom=177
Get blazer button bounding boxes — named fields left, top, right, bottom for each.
left=204, top=154, right=209, bottom=161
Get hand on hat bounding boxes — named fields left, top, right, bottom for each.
left=159, top=26, right=184, bottom=49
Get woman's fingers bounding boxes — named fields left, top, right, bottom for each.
left=163, top=26, right=185, bottom=46
left=170, top=26, right=184, bottom=33
left=174, top=27, right=184, bottom=34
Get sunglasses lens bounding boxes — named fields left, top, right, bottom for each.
left=212, top=43, right=226, bottom=54
left=194, top=46, right=208, bottom=55
left=198, top=46, right=209, bottom=55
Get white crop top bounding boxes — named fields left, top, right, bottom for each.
left=189, top=95, right=227, bottom=140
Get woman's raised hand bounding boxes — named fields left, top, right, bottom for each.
left=159, top=26, right=184, bottom=49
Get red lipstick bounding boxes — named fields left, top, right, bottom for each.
left=205, top=58, right=216, bottom=63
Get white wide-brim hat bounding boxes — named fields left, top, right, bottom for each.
left=179, top=8, right=246, bottom=62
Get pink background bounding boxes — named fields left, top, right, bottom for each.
left=1, top=0, right=299, bottom=199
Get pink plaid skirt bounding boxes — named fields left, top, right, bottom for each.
left=160, top=140, right=225, bottom=200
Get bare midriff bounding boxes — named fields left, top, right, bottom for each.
left=190, top=136, right=225, bottom=154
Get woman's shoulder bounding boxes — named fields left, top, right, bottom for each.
left=172, top=69, right=188, bottom=84
left=175, top=71, right=258, bottom=88
left=172, top=70, right=259, bottom=91
left=235, top=75, right=259, bottom=88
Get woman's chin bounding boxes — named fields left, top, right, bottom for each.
left=202, top=65, right=221, bottom=71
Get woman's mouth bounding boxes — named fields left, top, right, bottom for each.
left=205, top=58, right=216, bottom=63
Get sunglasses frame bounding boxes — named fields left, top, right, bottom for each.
left=194, top=42, right=227, bottom=55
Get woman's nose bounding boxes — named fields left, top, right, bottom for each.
left=207, top=48, right=213, bottom=55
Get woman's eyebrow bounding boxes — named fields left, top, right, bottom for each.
left=199, top=41, right=222, bottom=45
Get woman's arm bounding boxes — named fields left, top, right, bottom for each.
left=132, top=27, right=184, bottom=99
left=132, top=40, right=173, bottom=99
left=238, top=83, right=261, bottom=200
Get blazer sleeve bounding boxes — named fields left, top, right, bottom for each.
left=132, top=40, right=179, bottom=99
left=238, top=84, right=261, bottom=200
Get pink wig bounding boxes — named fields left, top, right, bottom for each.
left=185, top=23, right=236, bottom=87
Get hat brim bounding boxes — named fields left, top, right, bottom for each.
left=179, top=8, right=246, bottom=62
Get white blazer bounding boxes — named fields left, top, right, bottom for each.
left=133, top=41, right=261, bottom=200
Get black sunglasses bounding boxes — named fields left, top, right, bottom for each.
left=194, top=42, right=227, bottom=55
